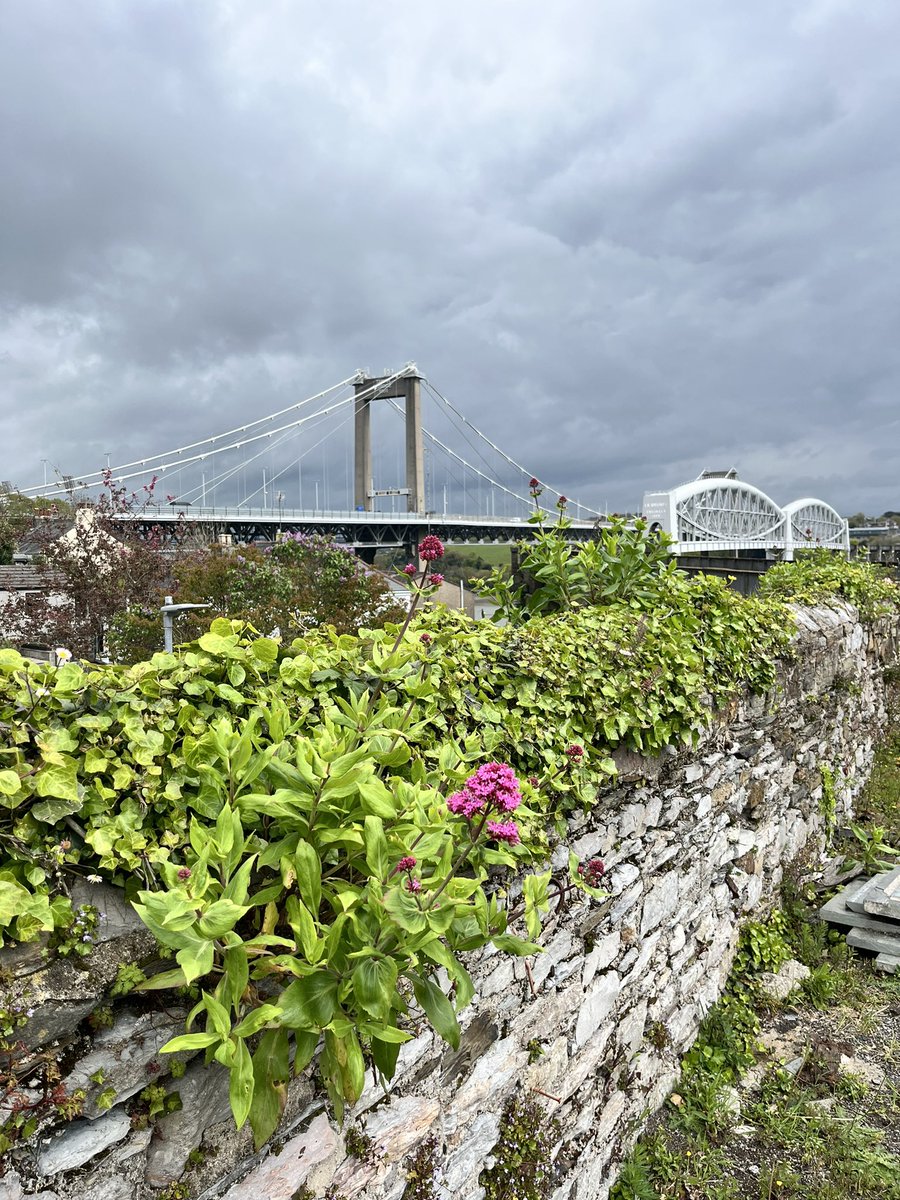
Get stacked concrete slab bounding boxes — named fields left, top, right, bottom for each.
left=820, top=865, right=900, bottom=972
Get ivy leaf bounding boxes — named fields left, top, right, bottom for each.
left=34, top=759, right=79, bottom=804
left=0, top=880, right=30, bottom=928
left=30, top=797, right=82, bottom=824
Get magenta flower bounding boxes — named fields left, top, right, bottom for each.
left=565, top=744, right=584, bottom=760
left=577, top=858, right=606, bottom=887
left=447, top=789, right=485, bottom=819
left=429, top=572, right=445, bottom=587
left=464, top=762, right=522, bottom=812
left=402, top=563, right=417, bottom=576
left=177, top=867, right=191, bottom=881
left=418, top=535, right=444, bottom=561
left=396, top=855, right=417, bottom=872
left=486, top=819, right=521, bottom=845
left=557, top=495, right=568, bottom=508
left=406, top=877, right=422, bottom=894
left=420, top=632, right=432, bottom=645
left=529, top=477, right=540, bottom=490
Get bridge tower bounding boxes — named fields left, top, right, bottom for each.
left=354, top=372, right=424, bottom=514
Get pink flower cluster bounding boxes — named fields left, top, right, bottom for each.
left=577, top=858, right=606, bottom=887
left=418, top=535, right=445, bottom=561
left=447, top=762, right=523, bottom=846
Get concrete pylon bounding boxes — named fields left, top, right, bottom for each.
left=354, top=371, right=424, bottom=513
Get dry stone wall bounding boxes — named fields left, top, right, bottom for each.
left=2, top=603, right=898, bottom=1200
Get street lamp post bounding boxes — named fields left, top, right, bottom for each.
left=160, top=596, right=212, bottom=653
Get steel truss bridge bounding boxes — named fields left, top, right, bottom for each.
left=115, top=507, right=599, bottom=560
left=642, top=471, right=849, bottom=559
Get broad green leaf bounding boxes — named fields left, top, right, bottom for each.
left=410, top=972, right=459, bottom=1049
left=160, top=1031, right=220, bottom=1053
left=491, top=933, right=542, bottom=956
left=351, top=956, right=398, bottom=1022
left=197, top=898, right=248, bottom=940
left=176, top=938, right=215, bottom=985
left=293, top=840, right=321, bottom=915
left=30, top=797, right=83, bottom=824
left=0, top=770, right=22, bottom=797
left=34, top=759, right=79, bottom=804
left=285, top=895, right=320, bottom=963
left=249, top=1028, right=289, bottom=1149
left=229, top=1037, right=255, bottom=1129
left=363, top=814, right=389, bottom=881
left=233, top=1003, right=281, bottom=1039
left=278, top=971, right=339, bottom=1029
left=0, top=880, right=30, bottom=927
left=136, top=968, right=189, bottom=992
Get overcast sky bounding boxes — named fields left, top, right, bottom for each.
left=2, top=0, right=899, bottom=515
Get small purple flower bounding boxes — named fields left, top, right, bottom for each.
left=396, top=855, right=417, bottom=872
left=429, top=573, right=444, bottom=587
left=402, top=563, right=417, bottom=576
left=486, top=819, right=521, bottom=845
left=578, top=858, right=606, bottom=887
left=81, top=934, right=94, bottom=943
left=406, top=877, right=422, bottom=894
left=420, top=632, right=432, bottom=645
left=565, top=744, right=584, bottom=761
left=177, top=867, right=191, bottom=881
left=529, top=477, right=540, bottom=490
left=418, top=535, right=444, bottom=562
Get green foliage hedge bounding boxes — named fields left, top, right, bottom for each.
left=759, top=548, right=900, bottom=617
left=0, top=551, right=886, bottom=1143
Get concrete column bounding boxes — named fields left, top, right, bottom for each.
left=354, top=381, right=373, bottom=511
left=404, top=376, right=425, bottom=514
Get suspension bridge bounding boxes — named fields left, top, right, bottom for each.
left=16, top=365, right=850, bottom=565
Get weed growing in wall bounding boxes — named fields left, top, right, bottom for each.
left=479, top=1093, right=561, bottom=1200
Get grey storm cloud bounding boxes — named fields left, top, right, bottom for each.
left=2, top=0, right=899, bottom=514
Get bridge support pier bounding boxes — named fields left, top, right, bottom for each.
left=354, top=372, right=425, bottom=514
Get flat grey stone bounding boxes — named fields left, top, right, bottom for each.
left=875, top=952, right=900, bottom=973
left=860, top=866, right=900, bottom=921
left=844, top=873, right=889, bottom=915
left=847, top=925, right=900, bottom=956
left=819, top=884, right=899, bottom=935
left=144, top=1057, right=233, bottom=1185
left=35, top=1108, right=131, bottom=1175
left=63, top=1007, right=187, bottom=1116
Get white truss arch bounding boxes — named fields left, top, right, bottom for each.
left=783, top=498, right=850, bottom=558
left=641, top=475, right=849, bottom=558
left=642, top=477, right=786, bottom=555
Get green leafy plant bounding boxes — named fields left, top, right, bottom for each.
left=479, top=1093, right=560, bottom=1200
left=843, top=822, right=899, bottom=874
left=474, top=487, right=678, bottom=624
left=758, top=549, right=900, bottom=619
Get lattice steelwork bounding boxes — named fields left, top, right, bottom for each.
left=783, top=498, right=848, bottom=552
left=641, top=475, right=849, bottom=558
left=675, top=481, right=785, bottom=549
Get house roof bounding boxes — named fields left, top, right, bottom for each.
left=0, top=564, right=59, bottom=591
